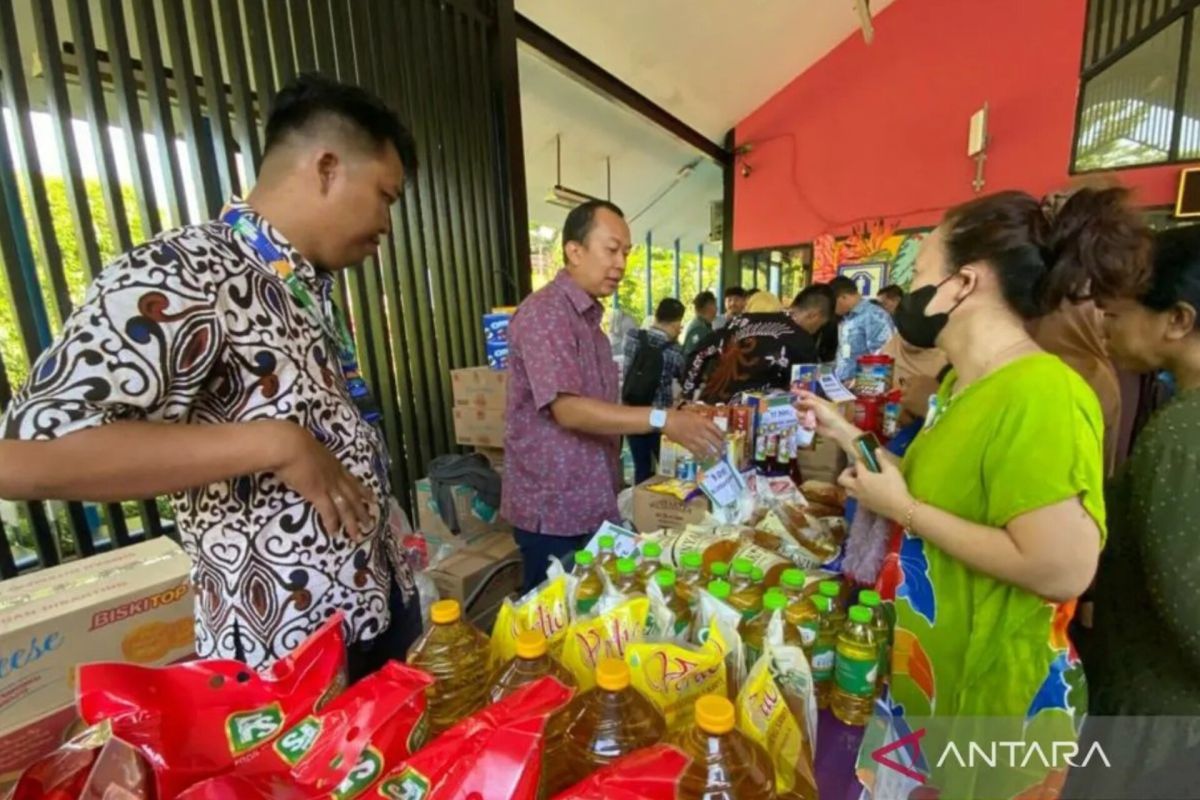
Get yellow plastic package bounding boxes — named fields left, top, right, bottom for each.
left=490, top=570, right=573, bottom=667
left=626, top=621, right=728, bottom=732
left=560, top=596, right=650, bottom=689
left=735, top=625, right=819, bottom=800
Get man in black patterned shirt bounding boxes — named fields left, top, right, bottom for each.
left=0, top=75, right=420, bottom=680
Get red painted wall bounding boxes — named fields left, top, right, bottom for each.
left=733, top=0, right=1195, bottom=250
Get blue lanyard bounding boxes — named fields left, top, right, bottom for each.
left=221, top=207, right=383, bottom=427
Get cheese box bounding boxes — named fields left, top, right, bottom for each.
left=0, top=538, right=194, bottom=781
left=450, top=367, right=508, bottom=410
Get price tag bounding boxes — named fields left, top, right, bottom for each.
left=818, top=374, right=856, bottom=403
left=698, top=455, right=746, bottom=510
left=760, top=402, right=798, bottom=428
left=584, top=521, right=641, bottom=557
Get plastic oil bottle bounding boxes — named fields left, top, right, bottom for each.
left=406, top=599, right=490, bottom=735
left=486, top=630, right=575, bottom=703
left=674, top=695, right=776, bottom=800
left=614, top=557, right=644, bottom=595
left=858, top=589, right=891, bottom=694
left=709, top=560, right=730, bottom=582
left=819, top=580, right=846, bottom=630
left=637, top=541, right=664, bottom=585
left=810, top=594, right=837, bottom=709
left=780, top=568, right=821, bottom=660
left=739, top=588, right=800, bottom=671
left=654, top=570, right=692, bottom=638
left=596, top=534, right=619, bottom=579
left=541, top=658, right=667, bottom=796
left=728, top=558, right=764, bottom=622
left=678, top=551, right=705, bottom=608
left=831, top=605, right=879, bottom=726
left=572, top=550, right=604, bottom=615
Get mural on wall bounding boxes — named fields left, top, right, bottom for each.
left=813, top=219, right=928, bottom=292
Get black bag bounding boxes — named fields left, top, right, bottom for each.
left=622, top=330, right=666, bottom=406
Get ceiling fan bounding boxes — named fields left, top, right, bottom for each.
left=854, top=0, right=875, bottom=44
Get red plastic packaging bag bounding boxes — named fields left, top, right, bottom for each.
left=372, top=676, right=574, bottom=800
left=550, top=746, right=688, bottom=800
left=77, top=614, right=347, bottom=799
left=3, top=721, right=153, bottom=800
left=177, top=660, right=433, bottom=800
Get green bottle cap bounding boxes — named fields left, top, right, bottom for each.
left=819, top=581, right=841, bottom=598
left=617, top=557, right=637, bottom=575
left=643, top=541, right=662, bottom=559
left=598, top=534, right=615, bottom=549
left=707, top=579, right=732, bottom=600
left=682, top=552, right=703, bottom=570
left=575, top=550, right=594, bottom=566
left=732, top=558, right=753, bottom=576
left=710, top=561, right=730, bottom=578
left=654, top=569, right=676, bottom=588
left=781, top=568, right=805, bottom=589
left=751, top=566, right=764, bottom=582
left=849, top=605, right=873, bottom=624
left=813, top=595, right=832, bottom=613
left=859, top=590, right=882, bottom=607
left=763, top=590, right=788, bottom=612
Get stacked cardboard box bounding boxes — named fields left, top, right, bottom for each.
left=414, top=477, right=511, bottom=552
left=632, top=476, right=711, bottom=533
left=0, top=538, right=195, bottom=786
left=427, top=534, right=522, bottom=628
left=451, top=367, right=507, bottom=448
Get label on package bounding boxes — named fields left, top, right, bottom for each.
left=584, top=522, right=640, bottom=558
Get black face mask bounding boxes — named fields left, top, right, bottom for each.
left=894, top=277, right=963, bottom=349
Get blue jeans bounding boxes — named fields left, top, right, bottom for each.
left=627, top=432, right=661, bottom=486
left=513, top=528, right=591, bottom=593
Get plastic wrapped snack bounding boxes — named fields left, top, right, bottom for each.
left=756, top=503, right=843, bottom=568
left=77, top=614, right=347, bottom=799
left=550, top=745, right=689, bottom=800
left=4, top=721, right=152, bottom=800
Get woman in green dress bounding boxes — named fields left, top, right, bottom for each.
left=1073, top=224, right=1200, bottom=796
left=801, top=188, right=1151, bottom=799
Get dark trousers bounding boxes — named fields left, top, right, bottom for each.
left=627, top=432, right=661, bottom=486
left=347, top=581, right=424, bottom=684
left=513, top=528, right=591, bottom=593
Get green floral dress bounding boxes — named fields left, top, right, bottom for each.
left=874, top=354, right=1106, bottom=799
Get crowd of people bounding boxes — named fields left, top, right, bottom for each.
left=0, top=71, right=1196, bottom=796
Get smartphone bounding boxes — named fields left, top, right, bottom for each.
left=854, top=433, right=883, bottom=473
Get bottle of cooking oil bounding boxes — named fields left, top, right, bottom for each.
left=728, top=558, right=764, bottom=622
left=780, top=568, right=820, bottom=660
left=810, top=594, right=837, bottom=710
left=406, top=599, right=490, bottom=735
left=572, top=550, right=603, bottom=615
left=858, top=589, right=891, bottom=693
left=831, top=605, right=879, bottom=726
left=674, top=695, right=775, bottom=800
left=654, top=570, right=692, bottom=638
left=486, top=630, right=576, bottom=703
left=739, top=589, right=799, bottom=671
left=706, top=578, right=732, bottom=603
left=596, top=534, right=618, bottom=578
left=819, top=580, right=846, bottom=630
left=638, top=541, right=664, bottom=585
left=703, top=579, right=740, bottom=700
left=678, top=551, right=705, bottom=608
left=540, top=658, right=667, bottom=796
left=709, top=560, right=730, bottom=581
left=614, top=557, right=643, bottom=595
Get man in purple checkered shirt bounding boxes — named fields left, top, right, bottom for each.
left=501, top=201, right=724, bottom=590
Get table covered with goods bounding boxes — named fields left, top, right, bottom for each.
left=7, top=360, right=909, bottom=800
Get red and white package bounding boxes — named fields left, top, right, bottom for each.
left=3, top=721, right=153, bottom=800
left=551, top=745, right=689, bottom=800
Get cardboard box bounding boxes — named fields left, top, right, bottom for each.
left=452, top=406, right=506, bottom=448
left=796, top=435, right=848, bottom=484
left=451, top=367, right=508, bottom=410
left=475, top=447, right=505, bottom=474
left=632, top=476, right=711, bottom=534
left=427, top=535, right=522, bottom=611
left=0, top=539, right=194, bottom=779
left=414, top=477, right=511, bottom=549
